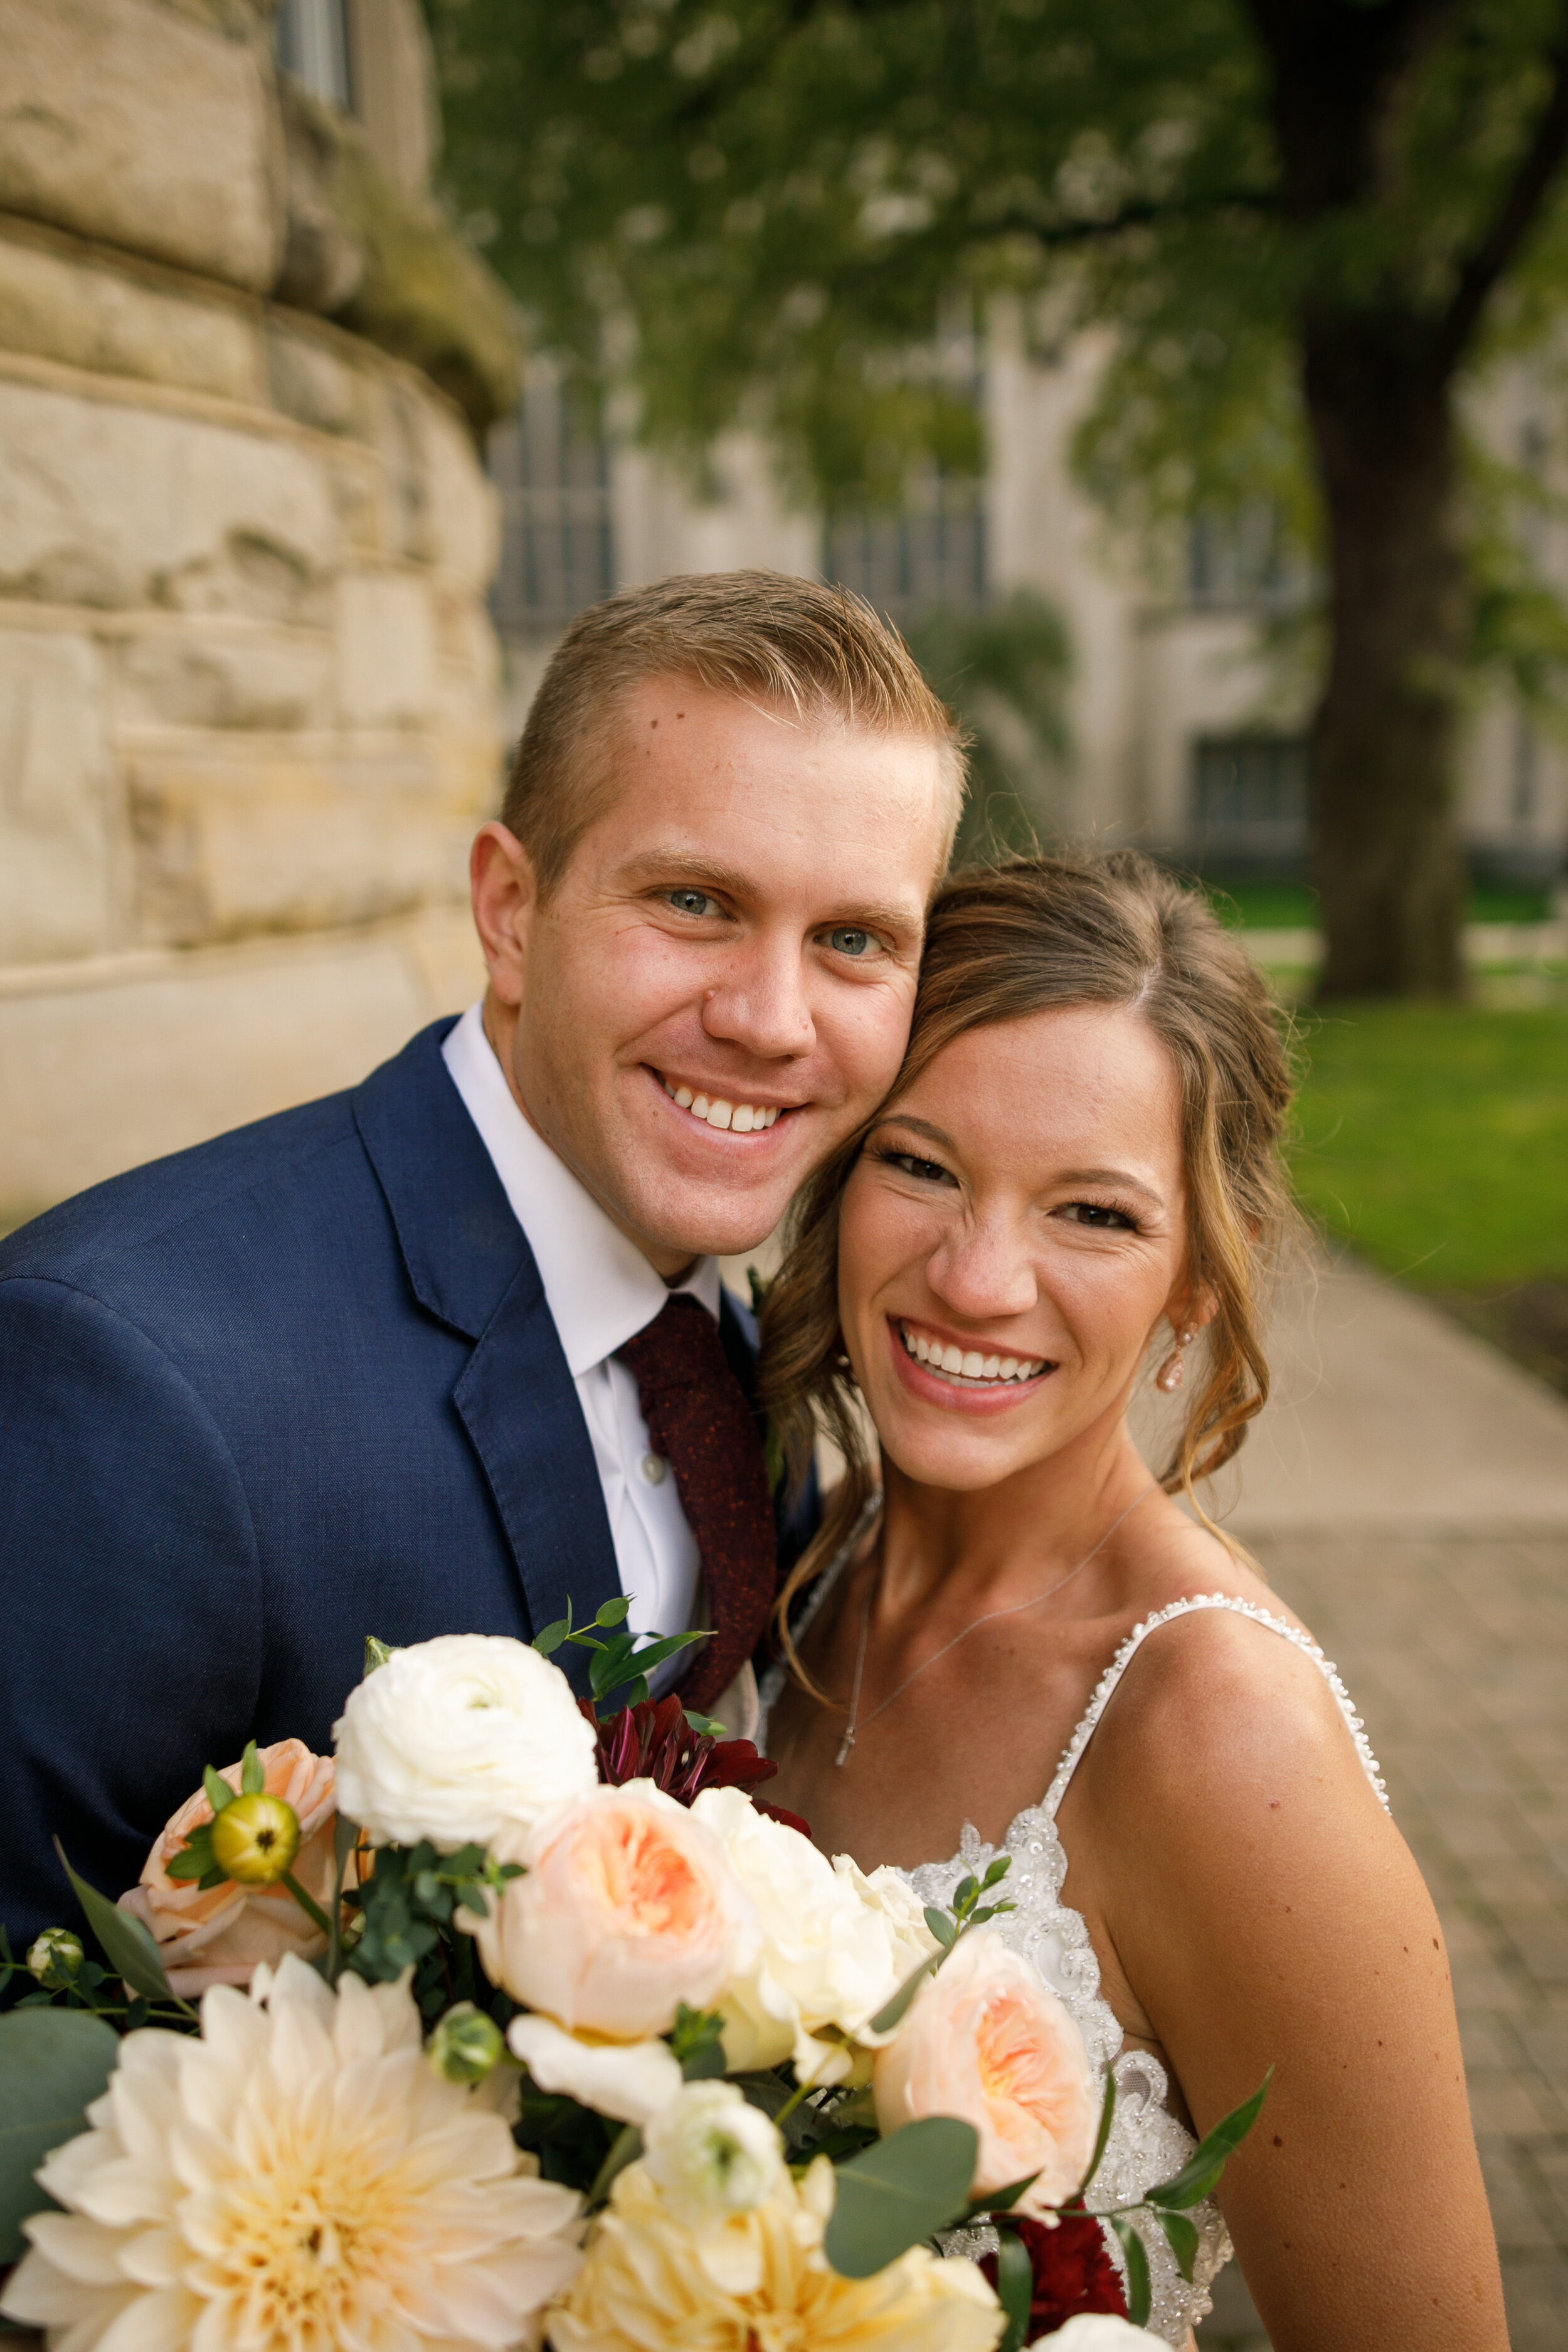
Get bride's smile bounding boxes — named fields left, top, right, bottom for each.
left=840, top=1003, right=1195, bottom=1488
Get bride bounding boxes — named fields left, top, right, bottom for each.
left=755, top=854, right=1506, bottom=2349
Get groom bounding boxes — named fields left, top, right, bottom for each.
left=0, top=572, right=961, bottom=1948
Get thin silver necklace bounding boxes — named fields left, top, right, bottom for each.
left=834, top=1481, right=1159, bottom=1767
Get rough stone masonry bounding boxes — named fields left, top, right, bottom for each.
left=0, top=0, right=521, bottom=1222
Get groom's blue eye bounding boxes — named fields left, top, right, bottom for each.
left=827, top=927, right=873, bottom=956
left=666, top=889, right=720, bottom=918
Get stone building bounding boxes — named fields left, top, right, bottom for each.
left=0, top=0, right=516, bottom=1227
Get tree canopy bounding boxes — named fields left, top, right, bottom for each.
left=429, top=0, right=1568, bottom=990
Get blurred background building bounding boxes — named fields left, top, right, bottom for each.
left=491, top=320, right=1568, bottom=891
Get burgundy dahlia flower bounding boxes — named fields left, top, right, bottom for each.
left=980, top=2212, right=1130, bottom=2334
left=580, top=1694, right=810, bottom=1836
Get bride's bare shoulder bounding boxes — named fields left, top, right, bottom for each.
left=1073, top=1563, right=1386, bottom=1856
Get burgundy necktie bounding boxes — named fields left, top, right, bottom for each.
left=617, top=1292, right=776, bottom=1714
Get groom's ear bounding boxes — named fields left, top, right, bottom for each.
left=470, top=822, right=540, bottom=1008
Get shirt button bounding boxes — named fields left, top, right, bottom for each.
left=640, top=1453, right=668, bottom=1486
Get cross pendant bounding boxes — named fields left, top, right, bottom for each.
left=834, top=1729, right=855, bottom=1767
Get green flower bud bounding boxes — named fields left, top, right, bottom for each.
left=209, top=1790, right=301, bottom=1885
left=427, top=2003, right=505, bottom=2087
left=27, top=1927, right=85, bottom=1986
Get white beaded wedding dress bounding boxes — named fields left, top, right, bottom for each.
left=759, top=1540, right=1389, bottom=2344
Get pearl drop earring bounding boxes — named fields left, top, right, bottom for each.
left=1156, top=1326, right=1198, bottom=1394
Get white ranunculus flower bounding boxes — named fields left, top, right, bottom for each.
left=642, top=2080, right=784, bottom=2233
left=689, top=1786, right=942, bottom=2086
left=332, top=1632, right=599, bottom=1852
left=506, top=2011, right=684, bottom=2126
left=0, top=1956, right=583, bottom=2352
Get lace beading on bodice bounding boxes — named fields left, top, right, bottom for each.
left=760, top=1564, right=1389, bottom=2345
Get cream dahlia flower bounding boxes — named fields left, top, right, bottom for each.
left=1, top=1955, right=583, bottom=2352
left=545, top=2151, right=1002, bottom=2352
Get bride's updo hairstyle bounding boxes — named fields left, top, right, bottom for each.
left=760, top=850, right=1299, bottom=1643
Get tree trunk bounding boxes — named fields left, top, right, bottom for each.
left=1301, top=317, right=1470, bottom=999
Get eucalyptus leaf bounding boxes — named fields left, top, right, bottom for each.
left=1077, top=2070, right=1117, bottom=2201
left=55, top=1844, right=174, bottom=2005
left=619, top=1630, right=705, bottom=1677
left=923, top=1907, right=958, bottom=1949
left=0, top=2008, right=119, bottom=2262
left=965, top=2169, right=1042, bottom=2220
left=1145, top=2071, right=1271, bottom=2209
left=994, top=2225, right=1034, bottom=2352
left=822, top=2117, right=978, bottom=2279
left=531, top=1616, right=571, bottom=1656
left=1110, top=2215, right=1152, bottom=2329
left=867, top=1951, right=940, bottom=2036
left=1160, top=2208, right=1200, bottom=2283
left=590, top=1595, right=633, bottom=1629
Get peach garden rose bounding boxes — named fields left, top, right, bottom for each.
left=463, top=1779, right=759, bottom=2039
left=872, top=1927, right=1101, bottom=2216
left=118, top=1738, right=350, bottom=1996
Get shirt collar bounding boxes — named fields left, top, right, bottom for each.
left=442, top=1002, right=720, bottom=1378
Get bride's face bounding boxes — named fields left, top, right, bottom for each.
left=837, top=1003, right=1194, bottom=1491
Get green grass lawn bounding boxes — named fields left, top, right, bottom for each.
left=1288, top=1003, right=1568, bottom=1288
left=1206, top=879, right=1555, bottom=930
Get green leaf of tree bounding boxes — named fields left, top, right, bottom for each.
left=822, top=2117, right=979, bottom=2279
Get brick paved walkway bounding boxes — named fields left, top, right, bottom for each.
left=1244, top=1532, right=1568, bottom=2350
left=1181, top=1259, right=1568, bottom=2349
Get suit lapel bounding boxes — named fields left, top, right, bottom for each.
left=452, top=1260, right=621, bottom=1688
left=353, top=1023, right=621, bottom=1686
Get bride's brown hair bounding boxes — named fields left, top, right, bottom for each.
left=760, top=850, right=1300, bottom=1675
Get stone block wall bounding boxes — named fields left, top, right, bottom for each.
left=0, top=0, right=514, bottom=1224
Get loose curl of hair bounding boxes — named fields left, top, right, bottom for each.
left=759, top=851, right=1301, bottom=1683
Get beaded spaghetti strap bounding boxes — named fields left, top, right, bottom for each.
left=1046, top=1591, right=1391, bottom=1818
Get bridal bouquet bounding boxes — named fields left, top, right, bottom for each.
left=0, top=1604, right=1262, bottom=2351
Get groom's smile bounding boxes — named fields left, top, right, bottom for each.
left=473, top=674, right=954, bottom=1275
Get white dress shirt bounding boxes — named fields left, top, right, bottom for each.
left=442, top=1002, right=718, bottom=1672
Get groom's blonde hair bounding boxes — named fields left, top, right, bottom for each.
left=501, top=570, right=967, bottom=894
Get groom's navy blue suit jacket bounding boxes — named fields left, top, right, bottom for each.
left=0, top=1020, right=795, bottom=1951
